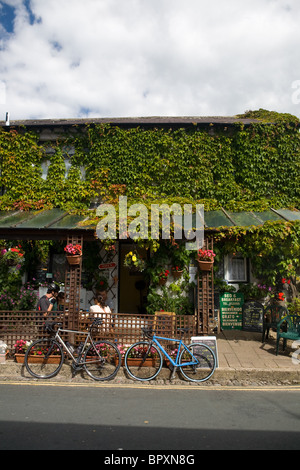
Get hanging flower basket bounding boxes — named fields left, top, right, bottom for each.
left=172, top=267, right=183, bottom=279
left=64, top=244, right=82, bottom=265
left=1, top=246, right=24, bottom=267
left=197, top=260, right=214, bottom=271
left=197, top=249, right=216, bottom=271
left=158, top=269, right=169, bottom=285
left=124, top=250, right=145, bottom=272
left=66, top=255, right=82, bottom=265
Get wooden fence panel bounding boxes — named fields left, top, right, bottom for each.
left=0, top=310, right=197, bottom=353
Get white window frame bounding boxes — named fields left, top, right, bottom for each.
left=224, top=254, right=248, bottom=283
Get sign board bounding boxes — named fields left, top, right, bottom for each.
left=242, top=301, right=264, bottom=332
left=191, top=336, right=218, bottom=368
left=220, top=292, right=244, bottom=330
left=98, top=263, right=116, bottom=270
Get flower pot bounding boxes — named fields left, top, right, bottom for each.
left=172, top=270, right=183, bottom=279
left=15, top=354, right=61, bottom=364
left=114, top=357, right=156, bottom=366
left=6, top=259, right=19, bottom=266
left=66, top=255, right=82, bottom=265
left=129, top=266, right=140, bottom=275
left=159, top=278, right=167, bottom=286
left=197, top=260, right=214, bottom=271
left=125, top=358, right=157, bottom=367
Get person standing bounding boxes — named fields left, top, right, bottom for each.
left=37, top=284, right=59, bottom=318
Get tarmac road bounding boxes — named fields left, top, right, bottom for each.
left=0, top=382, right=300, bottom=451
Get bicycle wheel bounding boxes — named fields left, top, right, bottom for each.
left=179, top=342, right=216, bottom=383
left=24, top=338, right=64, bottom=379
left=84, top=340, right=121, bottom=381
left=124, top=341, right=163, bottom=381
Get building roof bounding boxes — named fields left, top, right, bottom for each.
left=0, top=208, right=298, bottom=241
left=0, top=115, right=261, bottom=129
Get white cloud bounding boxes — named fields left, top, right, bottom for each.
left=0, top=0, right=300, bottom=119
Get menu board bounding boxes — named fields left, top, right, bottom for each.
left=242, top=301, right=264, bottom=332
left=191, top=336, right=219, bottom=368
left=220, top=292, right=244, bottom=330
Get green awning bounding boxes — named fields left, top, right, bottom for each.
left=0, top=209, right=95, bottom=230
left=203, top=208, right=300, bottom=229
left=0, top=207, right=298, bottom=238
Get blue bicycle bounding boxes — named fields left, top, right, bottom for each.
left=124, top=328, right=216, bottom=383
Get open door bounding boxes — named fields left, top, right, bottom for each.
left=119, top=244, right=148, bottom=314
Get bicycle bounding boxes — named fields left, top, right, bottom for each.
left=124, top=328, right=216, bottom=383
left=24, top=319, right=121, bottom=381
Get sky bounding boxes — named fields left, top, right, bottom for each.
left=0, top=0, right=300, bottom=121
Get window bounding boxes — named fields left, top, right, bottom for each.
left=224, top=254, right=248, bottom=282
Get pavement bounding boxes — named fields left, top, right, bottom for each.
left=0, top=329, right=299, bottom=387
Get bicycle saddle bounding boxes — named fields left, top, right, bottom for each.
left=177, top=327, right=190, bottom=334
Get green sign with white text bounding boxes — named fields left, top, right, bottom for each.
left=220, top=292, right=244, bottom=330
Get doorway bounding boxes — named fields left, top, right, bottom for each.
left=119, top=244, right=148, bottom=314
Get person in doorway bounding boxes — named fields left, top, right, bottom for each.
left=37, top=284, right=59, bottom=318
left=89, top=294, right=112, bottom=334
left=98, top=289, right=114, bottom=312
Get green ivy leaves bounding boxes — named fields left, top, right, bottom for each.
left=0, top=111, right=299, bottom=213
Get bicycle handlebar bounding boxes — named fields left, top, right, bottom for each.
left=142, top=326, right=190, bottom=339
left=142, top=327, right=154, bottom=339
left=44, top=318, right=103, bottom=334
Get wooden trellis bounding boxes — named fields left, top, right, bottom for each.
left=196, top=238, right=215, bottom=335
left=64, top=235, right=83, bottom=332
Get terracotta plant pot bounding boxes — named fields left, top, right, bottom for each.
left=172, top=270, right=183, bottom=279
left=125, top=358, right=157, bottom=367
left=197, top=260, right=214, bottom=271
left=66, top=255, right=82, bottom=265
left=15, top=354, right=61, bottom=364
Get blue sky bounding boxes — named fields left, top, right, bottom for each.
left=0, top=0, right=300, bottom=120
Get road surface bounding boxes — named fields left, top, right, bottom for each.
left=0, top=382, right=299, bottom=451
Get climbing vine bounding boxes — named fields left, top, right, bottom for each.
left=0, top=109, right=299, bottom=305
left=213, top=220, right=300, bottom=300
left=0, top=109, right=299, bottom=213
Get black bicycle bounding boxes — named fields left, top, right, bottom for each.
left=24, top=319, right=121, bottom=381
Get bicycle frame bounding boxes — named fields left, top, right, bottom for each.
left=53, top=327, right=98, bottom=365
left=150, top=335, right=199, bottom=367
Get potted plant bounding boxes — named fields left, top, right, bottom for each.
left=14, top=339, right=32, bottom=363
left=197, top=249, right=216, bottom=271
left=14, top=339, right=61, bottom=363
left=124, top=250, right=145, bottom=273
left=1, top=246, right=24, bottom=267
left=159, top=269, right=170, bottom=285
left=171, top=265, right=183, bottom=279
left=64, top=243, right=82, bottom=265
left=93, top=274, right=109, bottom=293
left=126, top=344, right=158, bottom=366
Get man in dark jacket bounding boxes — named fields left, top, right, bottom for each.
left=37, top=284, right=59, bottom=318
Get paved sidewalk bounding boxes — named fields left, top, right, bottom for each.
left=0, top=330, right=299, bottom=386
left=214, top=329, right=300, bottom=386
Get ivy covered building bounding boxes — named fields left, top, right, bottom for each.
left=0, top=109, right=299, bottom=337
